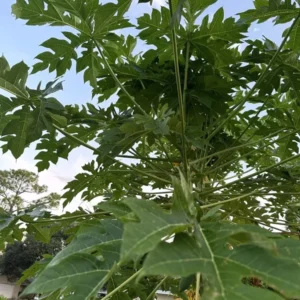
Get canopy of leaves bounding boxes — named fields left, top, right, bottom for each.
left=0, top=0, right=300, bottom=299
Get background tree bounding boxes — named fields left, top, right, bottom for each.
left=0, top=232, right=65, bottom=281
left=0, top=169, right=60, bottom=214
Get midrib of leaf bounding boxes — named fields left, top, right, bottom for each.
left=126, top=220, right=187, bottom=258
left=214, top=253, right=300, bottom=292
left=139, top=19, right=167, bottom=32
left=0, top=78, right=28, bottom=98
left=253, top=9, right=299, bottom=19
left=15, top=111, right=32, bottom=157
left=196, top=225, right=226, bottom=298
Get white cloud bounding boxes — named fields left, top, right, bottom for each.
left=253, top=27, right=261, bottom=32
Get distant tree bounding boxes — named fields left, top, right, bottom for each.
left=0, top=169, right=60, bottom=214
left=0, top=232, right=65, bottom=281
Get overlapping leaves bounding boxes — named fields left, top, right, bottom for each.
left=1, top=0, right=300, bottom=300
left=141, top=223, right=300, bottom=299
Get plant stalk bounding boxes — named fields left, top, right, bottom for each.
left=200, top=153, right=300, bottom=195
left=53, top=124, right=171, bottom=185
left=199, top=191, right=257, bottom=209
left=169, top=0, right=189, bottom=178
left=145, top=277, right=168, bottom=300
left=93, top=39, right=148, bottom=117
left=196, top=273, right=201, bottom=300
left=100, top=269, right=142, bottom=300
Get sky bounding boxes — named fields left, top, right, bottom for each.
left=0, top=0, right=289, bottom=213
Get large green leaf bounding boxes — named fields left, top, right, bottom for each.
left=0, top=95, right=23, bottom=134
left=0, top=56, right=29, bottom=98
left=121, top=198, right=190, bottom=261
left=32, top=38, right=77, bottom=76
left=93, top=0, right=132, bottom=39
left=2, top=106, right=35, bottom=158
left=238, top=0, right=299, bottom=24
left=142, top=223, right=300, bottom=299
left=12, top=0, right=92, bottom=34
left=23, top=219, right=123, bottom=300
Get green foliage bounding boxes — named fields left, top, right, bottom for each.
left=1, top=0, right=300, bottom=299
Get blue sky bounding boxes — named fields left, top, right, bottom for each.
left=0, top=0, right=289, bottom=212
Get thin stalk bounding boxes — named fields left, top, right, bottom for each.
left=117, top=155, right=179, bottom=162
left=190, top=128, right=284, bottom=165
left=196, top=273, right=201, bottom=300
left=208, top=14, right=300, bottom=140
left=183, top=42, right=191, bottom=116
left=129, top=149, right=171, bottom=176
left=200, top=153, right=300, bottom=195
left=93, top=39, right=148, bottom=117
left=210, top=95, right=272, bottom=172
left=21, top=212, right=109, bottom=224
left=210, top=192, right=300, bottom=197
left=53, top=124, right=171, bottom=185
left=199, top=191, right=257, bottom=209
left=169, top=1, right=189, bottom=177
left=158, top=139, right=175, bottom=169
left=206, top=128, right=300, bottom=175
left=145, top=277, right=168, bottom=300
left=100, top=269, right=142, bottom=300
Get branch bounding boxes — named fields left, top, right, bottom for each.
left=100, top=269, right=142, bottom=300
left=53, top=124, right=171, bottom=185
left=199, top=191, right=257, bottom=209
left=200, top=153, right=300, bottom=195
left=205, top=128, right=300, bottom=175
left=93, top=39, right=148, bottom=117
left=146, top=277, right=168, bottom=300
left=190, top=128, right=285, bottom=165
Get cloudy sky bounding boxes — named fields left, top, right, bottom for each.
left=0, top=0, right=288, bottom=213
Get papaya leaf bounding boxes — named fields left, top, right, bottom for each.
left=23, top=219, right=123, bottom=300
left=142, top=224, right=300, bottom=299
left=121, top=198, right=190, bottom=261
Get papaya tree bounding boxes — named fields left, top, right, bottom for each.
left=1, top=0, right=300, bottom=299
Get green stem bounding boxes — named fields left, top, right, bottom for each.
left=21, top=212, right=109, bottom=224
left=210, top=192, right=300, bottom=197
left=196, top=273, right=201, bottom=300
left=53, top=124, right=171, bottom=185
left=199, top=191, right=257, bottom=209
left=93, top=39, right=148, bottom=117
left=200, top=153, right=300, bottom=195
left=129, top=149, right=171, bottom=176
left=208, top=14, right=300, bottom=140
left=169, top=1, right=189, bottom=178
left=101, top=269, right=142, bottom=300
left=190, top=128, right=284, bottom=165
left=206, top=128, right=300, bottom=175
left=145, top=277, right=168, bottom=300
left=183, top=42, right=190, bottom=117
